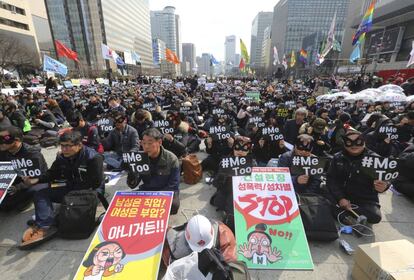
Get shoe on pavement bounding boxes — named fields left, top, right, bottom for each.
left=19, top=226, right=58, bottom=250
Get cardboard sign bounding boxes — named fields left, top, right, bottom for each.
left=378, top=125, right=399, bottom=140
left=11, top=157, right=42, bottom=177
left=233, top=167, right=313, bottom=270
left=122, top=152, right=150, bottom=175
left=74, top=191, right=173, bottom=280
left=219, top=156, right=253, bottom=176
left=0, top=162, right=17, bottom=205
left=209, top=125, right=231, bottom=141
left=153, top=119, right=174, bottom=134
left=360, top=155, right=399, bottom=181
left=246, top=91, right=261, bottom=102
left=97, top=118, right=114, bottom=133
left=261, top=127, right=284, bottom=142
left=290, top=156, right=328, bottom=176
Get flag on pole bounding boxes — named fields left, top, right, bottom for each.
left=407, top=41, right=414, bottom=68
left=131, top=51, right=141, bottom=63
left=273, top=46, right=280, bottom=66
left=321, top=10, right=337, bottom=58
left=43, top=55, right=68, bottom=76
left=352, top=0, right=376, bottom=46
left=239, top=58, right=245, bottom=70
left=316, top=53, right=325, bottom=66
left=112, top=51, right=125, bottom=66
left=210, top=55, right=219, bottom=65
left=299, top=49, right=308, bottom=64
left=282, top=55, right=288, bottom=70
left=55, top=40, right=79, bottom=62
left=240, top=39, right=250, bottom=64
left=101, top=43, right=113, bottom=60
left=290, top=50, right=296, bottom=67
left=166, top=48, right=180, bottom=64
left=350, top=41, right=361, bottom=63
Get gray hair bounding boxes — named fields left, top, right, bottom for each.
left=142, top=128, right=163, bottom=140
left=294, top=107, right=308, bottom=118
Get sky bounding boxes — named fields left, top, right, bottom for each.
left=149, top=0, right=279, bottom=61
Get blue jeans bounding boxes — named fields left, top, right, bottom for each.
left=33, top=187, right=70, bottom=228
left=104, top=152, right=123, bottom=169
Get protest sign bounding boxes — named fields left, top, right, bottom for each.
left=142, top=102, right=157, bottom=112
left=212, top=107, right=225, bottom=117
left=261, top=127, right=284, bottom=142
left=264, top=101, right=277, bottom=110
left=0, top=162, right=17, bottom=205
left=122, top=152, right=150, bottom=175
left=97, top=118, right=114, bottom=133
left=276, top=108, right=289, bottom=118
left=71, top=79, right=81, bottom=87
left=179, top=105, right=196, bottom=115
left=74, top=191, right=173, bottom=280
left=63, top=80, right=73, bottom=89
left=377, top=124, right=399, bottom=140
left=290, top=156, right=328, bottom=176
left=205, top=83, right=216, bottom=91
left=153, top=119, right=174, bottom=134
left=219, top=156, right=253, bottom=176
left=233, top=167, right=313, bottom=270
left=246, top=91, right=261, bottom=102
left=248, top=116, right=265, bottom=128
left=306, top=97, right=316, bottom=107
left=11, top=157, right=42, bottom=177
left=360, top=155, right=399, bottom=181
left=285, top=101, right=296, bottom=110
left=209, top=125, right=231, bottom=141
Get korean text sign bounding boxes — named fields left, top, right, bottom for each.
left=74, top=191, right=173, bottom=280
left=233, top=167, right=313, bottom=270
left=0, top=162, right=17, bottom=205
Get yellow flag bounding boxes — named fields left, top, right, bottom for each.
left=240, top=39, right=250, bottom=64
left=290, top=50, right=296, bottom=67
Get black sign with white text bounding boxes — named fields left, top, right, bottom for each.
left=122, top=152, right=150, bottom=175
left=290, top=156, right=328, bottom=176
left=219, top=156, right=253, bottom=176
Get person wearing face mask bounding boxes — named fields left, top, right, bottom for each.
left=210, top=137, right=255, bottom=232
left=278, top=134, right=323, bottom=194
left=327, top=129, right=389, bottom=224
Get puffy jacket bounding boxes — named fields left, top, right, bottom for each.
left=137, top=146, right=180, bottom=192
left=327, top=148, right=380, bottom=204
left=38, top=146, right=104, bottom=190
left=392, top=144, right=414, bottom=196
left=102, top=124, right=139, bottom=156
left=278, top=150, right=322, bottom=194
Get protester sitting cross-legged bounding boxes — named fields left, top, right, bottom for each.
left=327, top=129, right=389, bottom=224
left=127, top=128, right=181, bottom=214
left=102, top=111, right=139, bottom=170
left=30, top=107, right=59, bottom=136
left=278, top=134, right=323, bottom=194
left=21, top=130, right=105, bottom=248
left=69, top=112, right=102, bottom=153
left=0, top=126, right=48, bottom=212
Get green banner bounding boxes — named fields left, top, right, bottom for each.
left=232, top=167, right=313, bottom=270
left=246, top=91, right=260, bottom=102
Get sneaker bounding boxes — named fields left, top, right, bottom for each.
left=19, top=226, right=58, bottom=250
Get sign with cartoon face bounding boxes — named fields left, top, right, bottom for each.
left=74, top=191, right=173, bottom=280
left=232, top=167, right=313, bottom=270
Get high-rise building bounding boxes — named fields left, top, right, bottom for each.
left=150, top=6, right=181, bottom=76
left=0, top=0, right=42, bottom=67
left=101, top=0, right=153, bottom=70
left=224, top=35, right=236, bottom=73
left=28, top=0, right=53, bottom=58
left=199, top=53, right=211, bottom=76
left=44, top=0, right=153, bottom=75
left=152, top=38, right=166, bottom=65
left=262, top=26, right=272, bottom=70
left=345, top=0, right=414, bottom=76
left=250, top=11, right=273, bottom=69
left=182, top=43, right=196, bottom=75
left=270, top=0, right=350, bottom=70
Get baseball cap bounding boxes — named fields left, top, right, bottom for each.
left=185, top=215, right=215, bottom=252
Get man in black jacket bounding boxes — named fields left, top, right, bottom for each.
left=84, top=95, right=104, bottom=122
left=21, top=131, right=104, bottom=248
left=4, top=102, right=26, bottom=130
left=327, top=129, right=389, bottom=224
left=284, top=108, right=307, bottom=144
left=392, top=144, right=414, bottom=198
left=31, top=107, right=59, bottom=136
left=70, top=112, right=101, bottom=152
left=0, top=126, right=48, bottom=211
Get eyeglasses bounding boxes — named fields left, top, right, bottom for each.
left=60, top=143, right=76, bottom=149
left=343, top=136, right=365, bottom=147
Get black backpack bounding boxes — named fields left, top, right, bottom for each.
left=297, top=193, right=339, bottom=241
left=58, top=190, right=104, bottom=239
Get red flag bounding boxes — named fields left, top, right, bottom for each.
left=239, top=58, right=245, bottom=70
left=55, top=40, right=79, bottom=62
left=166, top=48, right=180, bottom=64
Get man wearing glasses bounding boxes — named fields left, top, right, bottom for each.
left=102, top=111, right=139, bottom=169
left=0, top=126, right=48, bottom=211
left=21, top=131, right=104, bottom=248
left=327, top=129, right=389, bottom=224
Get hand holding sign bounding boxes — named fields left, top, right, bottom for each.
left=122, top=152, right=150, bottom=175
left=360, top=155, right=399, bottom=181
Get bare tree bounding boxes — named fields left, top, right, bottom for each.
left=0, top=35, right=40, bottom=84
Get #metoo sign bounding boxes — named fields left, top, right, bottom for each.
left=122, top=152, right=150, bottom=175
left=11, top=157, right=42, bottom=177
left=360, top=155, right=399, bottom=181
left=219, top=156, right=253, bottom=176
left=290, top=156, right=328, bottom=176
